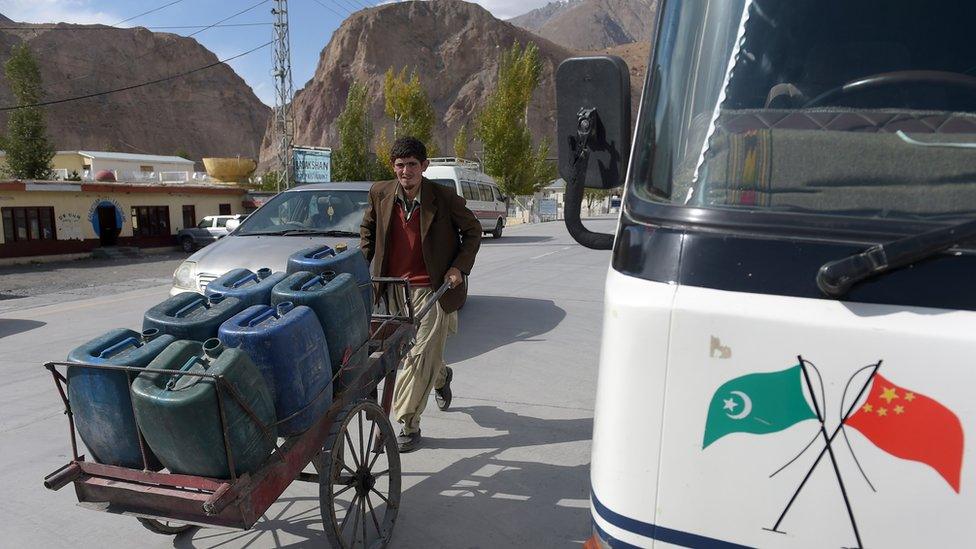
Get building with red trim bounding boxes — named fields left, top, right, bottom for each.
left=0, top=179, right=249, bottom=260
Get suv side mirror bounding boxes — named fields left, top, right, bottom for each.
left=556, top=56, right=631, bottom=189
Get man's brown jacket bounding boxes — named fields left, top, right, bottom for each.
left=360, top=178, right=482, bottom=313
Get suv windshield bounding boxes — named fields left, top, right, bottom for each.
left=236, top=189, right=369, bottom=235
left=631, top=0, right=976, bottom=224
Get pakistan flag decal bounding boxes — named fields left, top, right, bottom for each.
left=703, top=365, right=817, bottom=448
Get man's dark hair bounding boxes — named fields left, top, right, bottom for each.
left=389, top=136, right=427, bottom=163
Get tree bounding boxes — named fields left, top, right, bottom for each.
left=173, top=148, right=193, bottom=161
left=382, top=67, right=435, bottom=148
left=2, top=44, right=54, bottom=179
left=256, top=170, right=282, bottom=191
left=371, top=127, right=395, bottom=180
left=476, top=42, right=555, bottom=197
left=333, top=81, right=377, bottom=181
left=453, top=124, right=469, bottom=159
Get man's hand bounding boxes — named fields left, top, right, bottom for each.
left=445, top=267, right=463, bottom=289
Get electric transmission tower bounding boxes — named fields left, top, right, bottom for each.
left=272, top=0, right=294, bottom=191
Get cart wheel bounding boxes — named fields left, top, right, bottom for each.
left=136, top=517, right=194, bottom=535
left=318, top=399, right=401, bottom=548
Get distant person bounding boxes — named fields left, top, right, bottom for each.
left=360, top=136, right=482, bottom=452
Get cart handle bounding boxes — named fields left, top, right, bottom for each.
left=413, top=281, right=452, bottom=325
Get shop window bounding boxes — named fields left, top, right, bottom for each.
left=219, top=203, right=232, bottom=215
left=132, top=206, right=170, bottom=237
left=2, top=207, right=56, bottom=242
left=182, top=205, right=196, bottom=229
left=140, top=165, right=154, bottom=172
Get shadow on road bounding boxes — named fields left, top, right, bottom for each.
left=422, top=405, right=590, bottom=450
left=480, top=235, right=554, bottom=244
left=0, top=319, right=47, bottom=338
left=448, top=295, right=566, bottom=363
left=176, top=406, right=592, bottom=548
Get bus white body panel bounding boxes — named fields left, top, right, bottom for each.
left=592, top=268, right=975, bottom=548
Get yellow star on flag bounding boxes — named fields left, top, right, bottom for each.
left=904, top=392, right=916, bottom=402
left=862, top=403, right=874, bottom=413
left=880, top=387, right=899, bottom=404
left=877, top=407, right=888, bottom=417
left=894, top=405, right=905, bottom=415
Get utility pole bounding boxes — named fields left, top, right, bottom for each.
left=272, top=0, right=294, bottom=191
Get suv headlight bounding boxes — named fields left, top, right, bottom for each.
left=173, top=260, right=197, bottom=290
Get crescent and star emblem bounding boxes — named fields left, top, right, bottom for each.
left=724, top=390, right=753, bottom=420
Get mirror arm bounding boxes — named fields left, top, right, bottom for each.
left=564, top=108, right=615, bottom=250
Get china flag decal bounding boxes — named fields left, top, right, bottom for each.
left=845, top=374, right=964, bottom=492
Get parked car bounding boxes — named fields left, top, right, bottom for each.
left=171, top=183, right=370, bottom=295
left=176, top=214, right=248, bottom=252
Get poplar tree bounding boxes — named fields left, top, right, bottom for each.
left=3, top=44, right=54, bottom=179
left=382, top=67, right=435, bottom=147
left=453, top=124, right=469, bottom=159
left=476, top=42, right=555, bottom=197
left=333, top=81, right=375, bottom=181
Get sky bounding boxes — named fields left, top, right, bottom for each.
left=0, top=0, right=557, bottom=106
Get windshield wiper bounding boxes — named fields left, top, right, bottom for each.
left=238, top=229, right=359, bottom=237
left=816, top=218, right=976, bottom=298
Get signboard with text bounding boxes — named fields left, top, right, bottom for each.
left=293, top=147, right=332, bottom=184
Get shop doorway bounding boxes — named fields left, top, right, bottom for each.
left=97, top=205, right=120, bottom=246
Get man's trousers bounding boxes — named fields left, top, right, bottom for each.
left=391, top=285, right=457, bottom=435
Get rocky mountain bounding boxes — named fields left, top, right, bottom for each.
left=261, top=0, right=572, bottom=166
left=510, top=0, right=658, bottom=51
left=0, top=20, right=270, bottom=165
left=259, top=0, right=574, bottom=169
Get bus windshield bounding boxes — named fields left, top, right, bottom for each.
left=630, top=0, right=976, bottom=224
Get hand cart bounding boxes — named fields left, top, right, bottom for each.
left=43, top=278, right=450, bottom=548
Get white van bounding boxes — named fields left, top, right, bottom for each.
left=424, top=158, right=508, bottom=238
left=556, top=2, right=976, bottom=548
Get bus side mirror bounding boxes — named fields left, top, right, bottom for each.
left=225, top=219, right=240, bottom=232
left=556, top=56, right=631, bottom=189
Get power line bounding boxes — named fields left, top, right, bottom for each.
left=0, top=41, right=273, bottom=111
left=308, top=0, right=350, bottom=20
left=114, top=0, right=185, bottom=26
left=0, top=23, right=271, bottom=31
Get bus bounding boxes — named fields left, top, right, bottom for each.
left=556, top=1, right=976, bottom=547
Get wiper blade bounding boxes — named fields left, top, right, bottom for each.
left=279, top=229, right=359, bottom=237
left=237, top=229, right=359, bottom=237
left=816, top=218, right=976, bottom=298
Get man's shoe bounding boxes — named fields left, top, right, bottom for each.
left=396, top=430, right=422, bottom=453
left=435, top=367, right=453, bottom=411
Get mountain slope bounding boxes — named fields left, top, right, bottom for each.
left=0, top=21, right=270, bottom=164
left=510, top=0, right=658, bottom=51
left=259, top=0, right=573, bottom=168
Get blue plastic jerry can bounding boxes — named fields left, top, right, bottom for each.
left=143, top=291, right=245, bottom=341
left=219, top=302, right=333, bottom=436
left=271, top=272, right=370, bottom=391
left=66, top=328, right=176, bottom=469
left=286, top=245, right=372, bottom=314
left=204, top=268, right=287, bottom=308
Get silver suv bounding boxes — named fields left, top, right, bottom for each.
left=176, top=214, right=247, bottom=252
left=171, top=182, right=371, bottom=295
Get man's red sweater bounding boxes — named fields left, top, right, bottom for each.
left=386, top=203, right=431, bottom=287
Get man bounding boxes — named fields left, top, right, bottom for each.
left=360, top=136, right=482, bottom=452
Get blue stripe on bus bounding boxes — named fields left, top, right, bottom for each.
left=591, top=491, right=755, bottom=549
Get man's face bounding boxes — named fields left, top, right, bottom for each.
left=393, top=156, right=429, bottom=195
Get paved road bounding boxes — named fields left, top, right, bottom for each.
left=0, top=218, right=616, bottom=548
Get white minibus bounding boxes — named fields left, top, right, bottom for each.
left=424, top=158, right=508, bottom=238
left=556, top=1, right=976, bottom=547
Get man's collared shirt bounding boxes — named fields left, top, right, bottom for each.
left=395, top=184, right=422, bottom=221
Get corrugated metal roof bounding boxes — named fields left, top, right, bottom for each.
left=74, top=151, right=195, bottom=163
